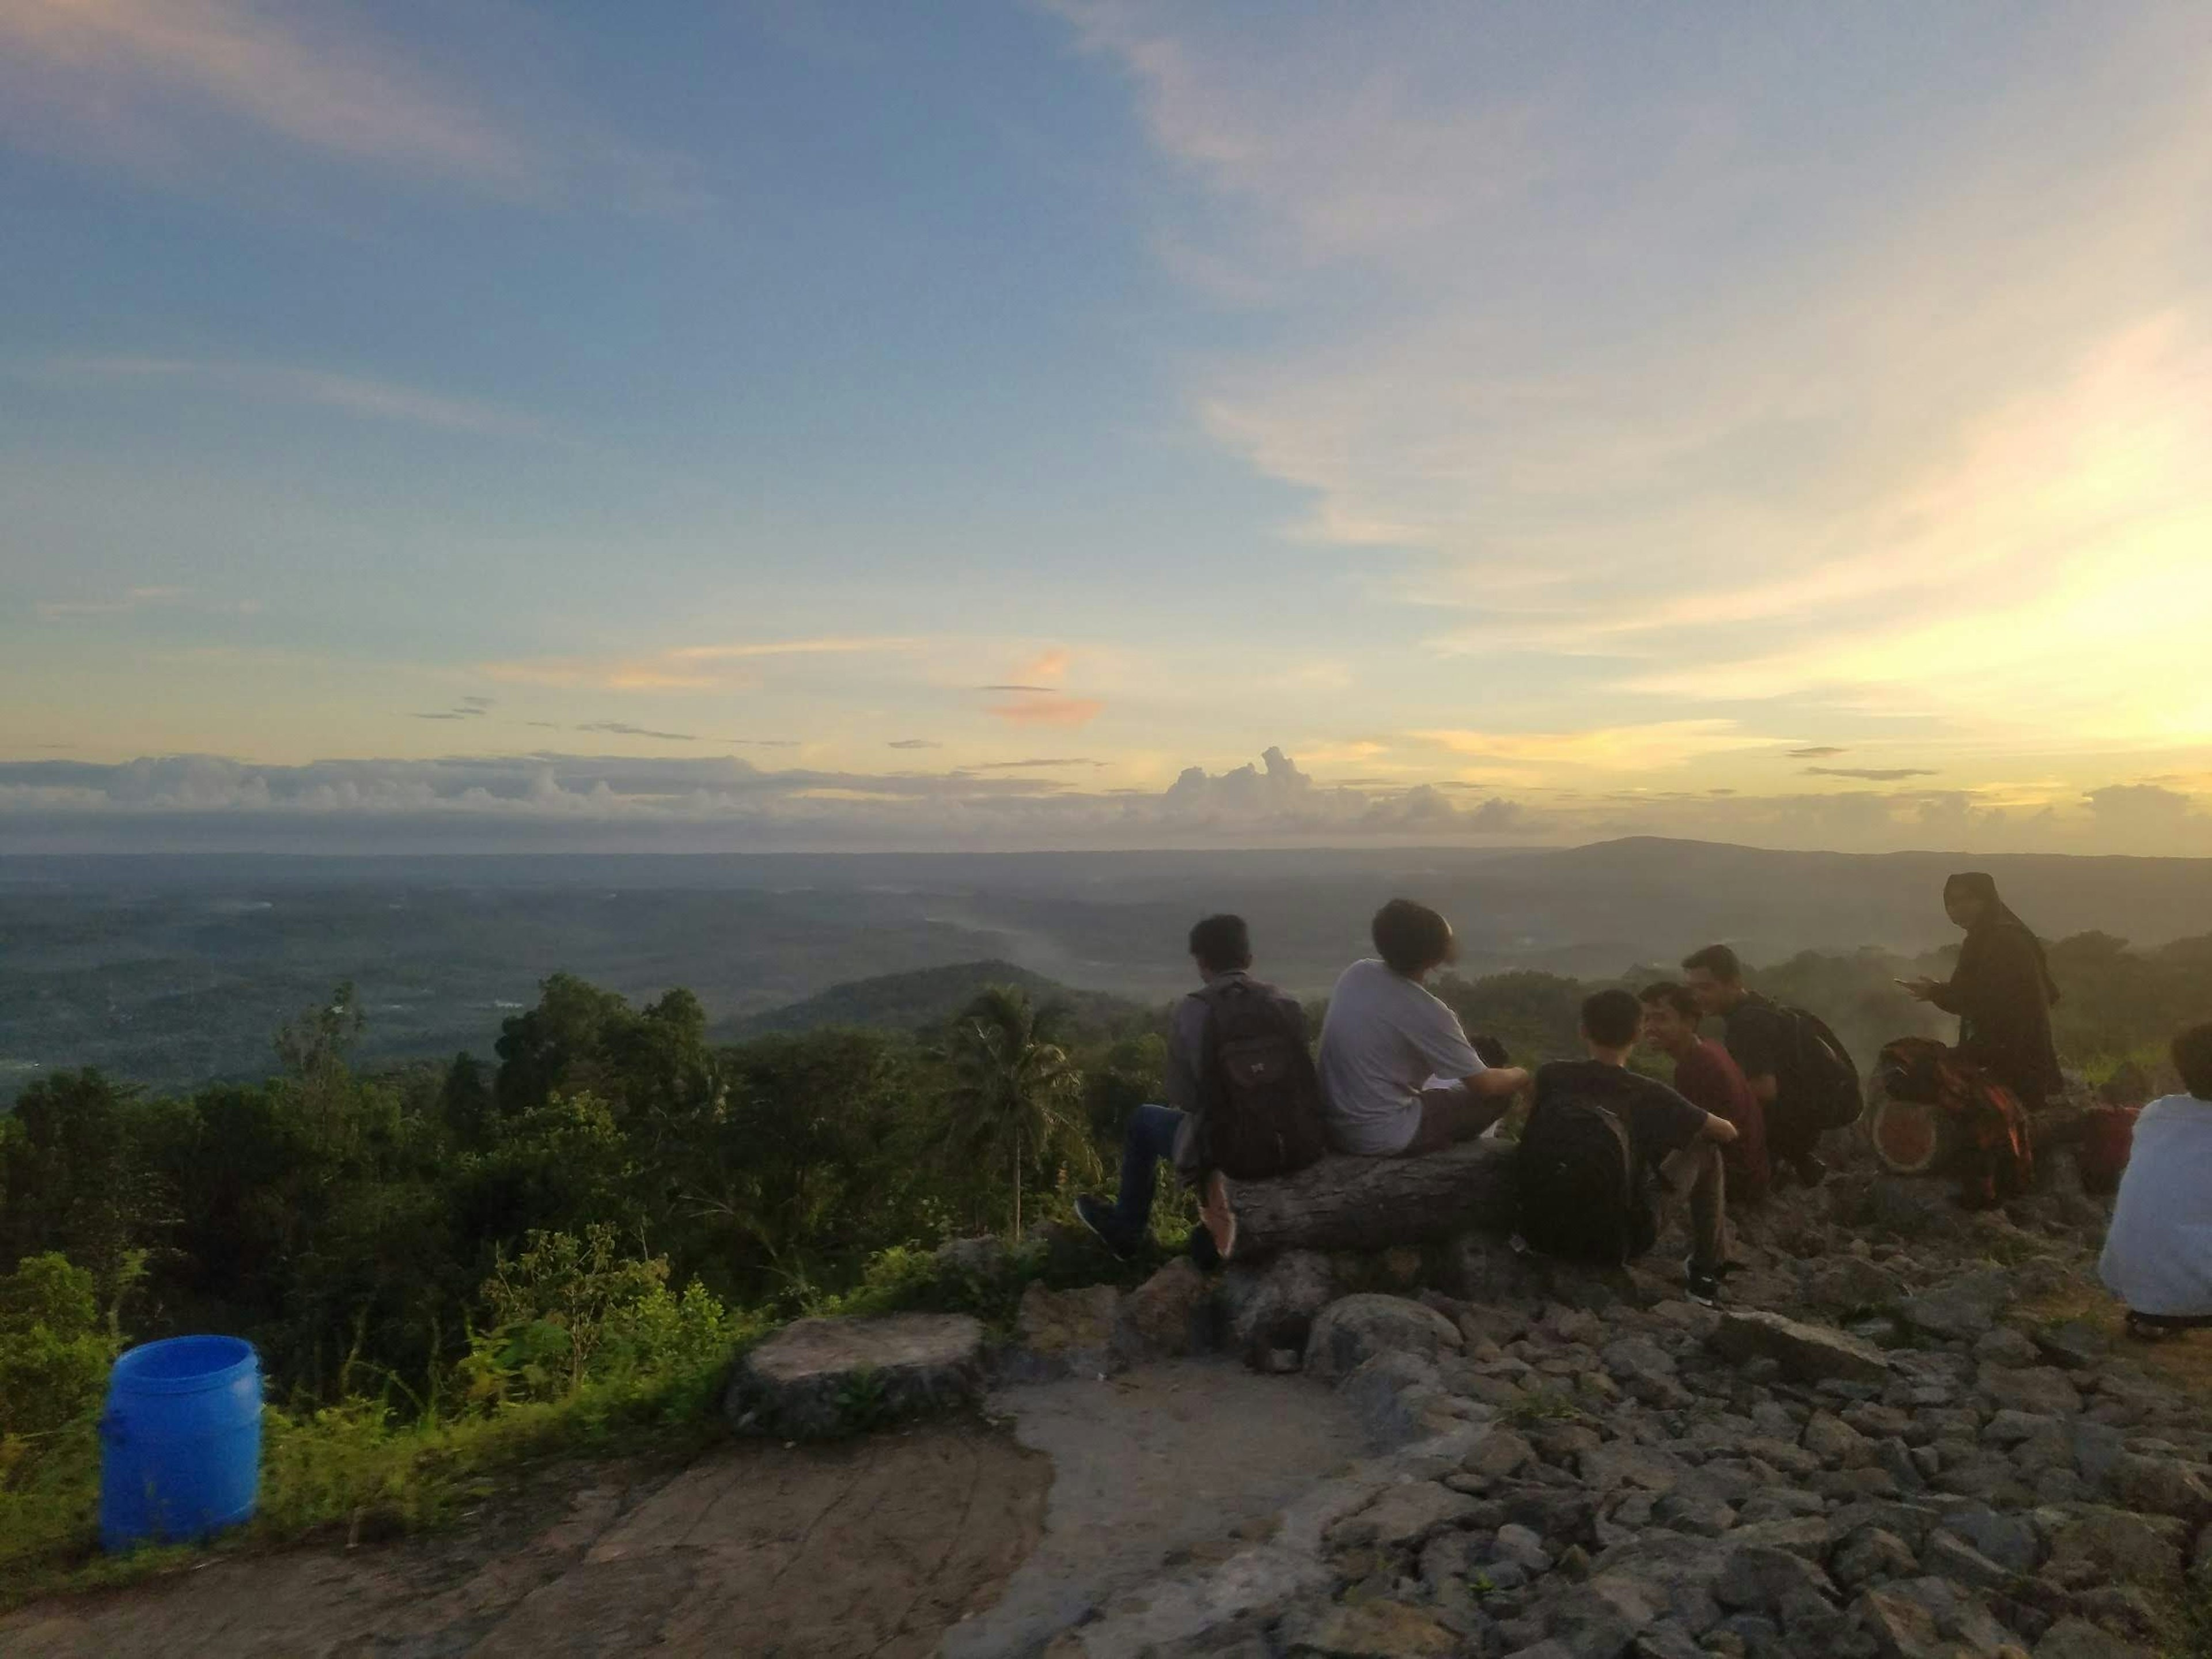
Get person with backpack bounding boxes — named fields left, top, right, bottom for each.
left=1316, top=899, right=1531, bottom=1157
left=1681, top=944, right=1861, bottom=1188
left=1074, top=914, right=1323, bottom=1266
left=1518, top=988, right=1739, bottom=1305
left=1638, top=981, right=1769, bottom=1206
left=1899, top=872, right=2065, bottom=1110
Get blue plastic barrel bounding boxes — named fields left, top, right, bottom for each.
left=99, top=1335, right=263, bottom=1551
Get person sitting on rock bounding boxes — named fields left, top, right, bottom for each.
left=2100, top=1020, right=2212, bottom=1342
left=1639, top=981, right=1769, bottom=1206
left=1518, top=988, right=1739, bottom=1306
left=1315, top=898, right=1531, bottom=1158
left=1681, top=943, right=1827, bottom=1190
left=1075, top=913, right=1317, bottom=1267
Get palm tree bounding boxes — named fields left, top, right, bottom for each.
left=938, top=986, right=1091, bottom=1239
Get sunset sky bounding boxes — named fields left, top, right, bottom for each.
left=4, top=1, right=2210, bottom=854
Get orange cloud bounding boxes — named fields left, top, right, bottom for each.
left=482, top=637, right=914, bottom=691
left=1016, top=647, right=1071, bottom=684
left=988, top=690, right=1105, bottom=727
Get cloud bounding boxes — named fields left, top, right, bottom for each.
left=1018, top=648, right=1071, bottom=684
left=578, top=722, right=695, bottom=742
left=1410, top=721, right=1752, bottom=777
left=965, top=758, right=1108, bottom=770
left=987, top=690, right=1107, bottom=728
left=39, top=356, right=549, bottom=441
left=484, top=637, right=916, bottom=692
left=1805, top=767, right=1940, bottom=782
left=0, top=0, right=706, bottom=212
left=887, top=738, right=942, bottom=750
left=1789, top=747, right=1849, bottom=759
left=979, top=684, right=1058, bottom=694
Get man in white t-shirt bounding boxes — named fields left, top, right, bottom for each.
left=1317, top=899, right=1531, bottom=1156
left=2101, top=1020, right=2212, bottom=1340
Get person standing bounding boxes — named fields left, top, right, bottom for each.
left=1680, top=944, right=1825, bottom=1188
left=1900, top=872, right=2063, bottom=1108
left=1639, top=981, right=1769, bottom=1206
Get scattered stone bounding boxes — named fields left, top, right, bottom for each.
left=1937, top=1505, right=2040, bottom=1574
left=1715, top=1544, right=1838, bottom=1611
left=2033, top=1618, right=2143, bottom=1659
left=1981, top=1410, right=2059, bottom=1446
left=1710, top=1310, right=1892, bottom=1386
left=2030, top=1323, right=2108, bottom=1371
left=1834, top=1527, right=1921, bottom=1590
left=1804, top=1411, right=1877, bottom=1468
left=1977, top=1365, right=2082, bottom=1416
left=2105, top=1449, right=2212, bottom=1520
left=1116, top=1257, right=1210, bottom=1362
left=1493, top=1523, right=1554, bottom=1574
left=2043, top=1505, right=2186, bottom=1592
left=1897, top=1270, right=2013, bottom=1342
left=1220, top=1251, right=1342, bottom=1363
left=1579, top=1442, right=1690, bottom=1496
left=1803, top=1256, right=1907, bottom=1312
left=1464, top=1428, right=1537, bottom=1482
left=1327, top=1480, right=1480, bottom=1551
left=1921, top=1531, right=2012, bottom=1592
left=1305, top=1294, right=1466, bottom=1384
left=724, top=1312, right=984, bottom=1438
left=1852, top=1589, right=1945, bottom=1659
left=1015, top=1283, right=1124, bottom=1377
left=1281, top=1598, right=1460, bottom=1657
left=1973, top=1328, right=2040, bottom=1368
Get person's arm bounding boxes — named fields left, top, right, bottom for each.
left=1699, top=1111, right=1740, bottom=1143
left=1163, top=996, right=1205, bottom=1114
left=1467, top=1065, right=1529, bottom=1097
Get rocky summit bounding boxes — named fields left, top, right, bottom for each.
left=1036, top=1153, right=2202, bottom=1659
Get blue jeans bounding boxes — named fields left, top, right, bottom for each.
left=1110, top=1104, right=1187, bottom=1238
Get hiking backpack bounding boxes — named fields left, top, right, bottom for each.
left=1770, top=1001, right=1865, bottom=1131
left=1192, top=979, right=1328, bottom=1181
left=1516, top=1093, right=1647, bottom=1266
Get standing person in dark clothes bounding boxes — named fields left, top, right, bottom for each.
left=1640, top=981, right=1769, bottom=1206
left=1681, top=944, right=1827, bottom=1188
left=1900, top=872, right=2064, bottom=1108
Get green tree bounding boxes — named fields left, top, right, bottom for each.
left=0, top=1071, right=164, bottom=1312
left=937, top=987, right=1090, bottom=1240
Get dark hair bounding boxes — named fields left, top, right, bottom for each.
left=2176, top=1021, right=2212, bottom=1101
left=1680, top=944, right=1743, bottom=984
left=1187, top=913, right=1252, bottom=975
left=1472, top=1034, right=1512, bottom=1069
left=1582, top=988, right=1643, bottom=1049
left=1372, top=898, right=1453, bottom=976
left=1946, top=871, right=2059, bottom=1004
left=1639, top=981, right=1700, bottom=1022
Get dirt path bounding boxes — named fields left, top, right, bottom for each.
left=0, top=1361, right=1359, bottom=1659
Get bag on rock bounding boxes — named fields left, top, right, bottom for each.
left=1516, top=1090, right=1645, bottom=1266
left=1192, top=977, right=1328, bottom=1181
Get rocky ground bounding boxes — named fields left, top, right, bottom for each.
left=1005, top=1149, right=2199, bottom=1659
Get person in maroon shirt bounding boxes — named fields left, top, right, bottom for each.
left=1640, top=982, right=1770, bottom=1205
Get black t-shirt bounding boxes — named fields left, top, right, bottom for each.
left=1532, top=1059, right=1709, bottom=1173
left=1719, top=995, right=1790, bottom=1085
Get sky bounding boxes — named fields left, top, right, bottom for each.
left=3, top=0, right=2210, bottom=855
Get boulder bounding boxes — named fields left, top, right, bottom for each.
left=1714, top=1545, right=1838, bottom=1612
left=1014, top=1282, right=1123, bottom=1378
left=2034, top=1619, right=2144, bottom=1659
left=1115, top=1257, right=1209, bottom=1363
left=1327, top=1479, right=1480, bottom=1551
left=1897, top=1270, right=2013, bottom=1342
left=1802, top=1255, right=1908, bottom=1313
left=724, top=1312, right=985, bottom=1438
left=1851, top=1589, right=1948, bottom=1659
left=1976, top=1365, right=2082, bottom=1416
left=2105, top=1449, right=2212, bottom=1521
left=1305, top=1293, right=1466, bottom=1384
left=1709, top=1309, right=1892, bottom=1385
left=1834, top=1527, right=1920, bottom=1590
left=2030, top=1322, right=2108, bottom=1371
left=1280, top=1598, right=1460, bottom=1658
left=1230, top=1138, right=1519, bottom=1256
left=1218, top=1250, right=1341, bottom=1363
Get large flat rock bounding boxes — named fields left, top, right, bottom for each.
left=725, top=1312, right=985, bottom=1439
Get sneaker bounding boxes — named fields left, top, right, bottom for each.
left=1685, top=1260, right=1722, bottom=1308
left=1073, top=1194, right=1135, bottom=1260
left=1198, top=1170, right=1238, bottom=1264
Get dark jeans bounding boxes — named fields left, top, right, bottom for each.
left=1655, top=1141, right=1728, bottom=1272
left=1108, top=1104, right=1188, bottom=1239
left=1766, top=1101, right=1823, bottom=1173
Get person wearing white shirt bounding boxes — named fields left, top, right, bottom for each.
left=1317, top=899, right=1530, bottom=1156
left=2101, top=1021, right=2212, bottom=1340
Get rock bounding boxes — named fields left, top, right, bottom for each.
left=1982, top=1410, right=2059, bottom=1446
left=1972, top=1328, right=2040, bottom=1368
left=1805, top=1411, right=1877, bottom=1468
left=1715, top=1545, right=1839, bottom=1611
left=1852, top=1589, right=1947, bottom=1659
left=1885, top=1575, right=2014, bottom=1654
left=724, top=1312, right=984, bottom=1438
left=1897, top=1270, right=2013, bottom=1342
left=1601, top=1336, right=1679, bottom=1388
left=1976, top=1366, right=2082, bottom=1416
left=1306, top=1294, right=1466, bottom=1384
left=1069, top=1543, right=1336, bottom=1657
left=2033, top=1619, right=2143, bottom=1659
left=1726, top=1517, right=1833, bottom=1561
left=1220, top=1250, right=1341, bottom=1363
left=1579, top=1442, right=1690, bottom=1496
left=1494, top=1522, right=1554, bottom=1573
left=1921, top=1532, right=2012, bottom=1592
left=1803, top=1256, right=1907, bottom=1312
left=1834, top=1528, right=1921, bottom=1590
left=1544, top=1578, right=1661, bottom=1659
left=1115, top=1257, right=1210, bottom=1362
left=1016, top=1283, right=1124, bottom=1377
left=933, top=1234, right=1012, bottom=1280
left=1937, top=1505, right=2040, bottom=1574
left=1464, top=1428, right=1537, bottom=1482
left=1281, top=1598, right=1461, bottom=1657
left=1710, top=1310, right=1891, bottom=1385
left=2030, top=1323, right=2108, bottom=1371
left=1327, top=1480, right=1481, bottom=1551
left=2106, top=1450, right=2212, bottom=1520
left=2043, top=1506, right=2186, bottom=1592
left=1340, top=1351, right=1460, bottom=1449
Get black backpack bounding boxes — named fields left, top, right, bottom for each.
left=1768, top=1001, right=1863, bottom=1130
left=1516, top=1086, right=1648, bottom=1266
left=1192, top=978, right=1328, bottom=1181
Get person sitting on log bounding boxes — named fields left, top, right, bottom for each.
left=1639, top=980, right=1769, bottom=1207
left=1518, top=988, right=1739, bottom=1307
left=1315, top=897, right=1530, bottom=1158
left=2100, top=1020, right=2212, bottom=1342
left=1074, top=913, right=1322, bottom=1267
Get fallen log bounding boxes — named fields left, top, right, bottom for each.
left=1226, top=1137, right=1518, bottom=1256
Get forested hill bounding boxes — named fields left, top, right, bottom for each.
left=722, top=960, right=1150, bottom=1040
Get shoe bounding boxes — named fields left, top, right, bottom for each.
left=1198, top=1170, right=1238, bottom=1264
left=1073, top=1194, right=1135, bottom=1260
left=1795, top=1154, right=1828, bottom=1189
left=1685, top=1261, right=1722, bottom=1308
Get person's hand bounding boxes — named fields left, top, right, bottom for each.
left=1899, top=976, right=1939, bottom=1002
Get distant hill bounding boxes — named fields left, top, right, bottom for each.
left=721, top=959, right=1154, bottom=1041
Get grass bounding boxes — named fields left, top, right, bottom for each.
left=2017, top=1279, right=2212, bottom=1400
